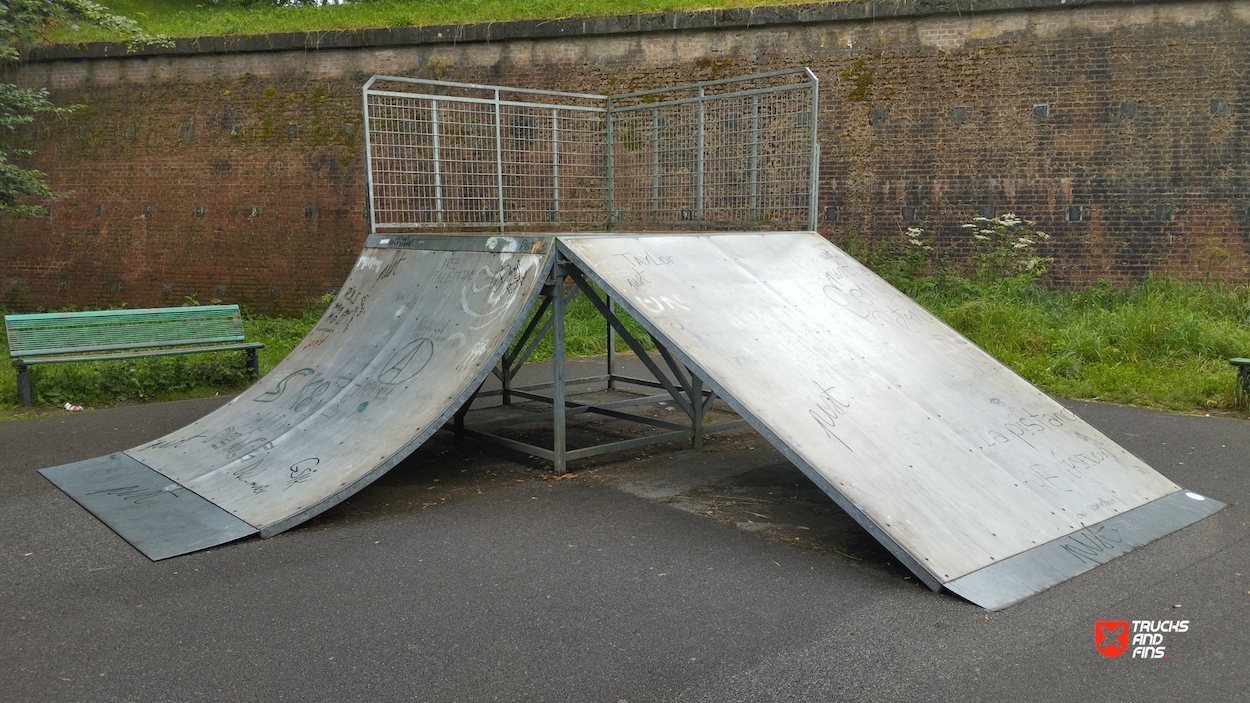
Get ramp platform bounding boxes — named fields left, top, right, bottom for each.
left=42, top=235, right=553, bottom=558
left=558, top=232, right=1224, bottom=609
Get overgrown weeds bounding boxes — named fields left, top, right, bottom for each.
left=849, top=215, right=1250, bottom=415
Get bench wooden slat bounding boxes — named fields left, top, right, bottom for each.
left=11, top=342, right=264, bottom=366
left=6, top=305, right=245, bottom=357
left=9, top=334, right=251, bottom=358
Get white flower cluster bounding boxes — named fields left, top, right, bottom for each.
left=963, top=214, right=1051, bottom=244
left=905, top=227, right=933, bottom=251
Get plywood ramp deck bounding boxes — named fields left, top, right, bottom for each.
left=559, top=232, right=1223, bottom=609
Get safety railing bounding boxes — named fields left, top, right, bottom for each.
left=362, top=68, right=819, bottom=232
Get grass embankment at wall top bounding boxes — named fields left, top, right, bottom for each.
left=3, top=275, right=1248, bottom=418
left=56, top=0, right=803, bottom=44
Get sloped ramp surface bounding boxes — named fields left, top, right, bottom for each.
left=560, top=232, right=1224, bottom=609
left=41, top=236, right=552, bottom=558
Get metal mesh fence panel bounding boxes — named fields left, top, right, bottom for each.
left=363, top=69, right=817, bottom=232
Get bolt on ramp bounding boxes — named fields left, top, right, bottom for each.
left=40, top=235, right=552, bottom=560
left=559, top=231, right=1224, bottom=609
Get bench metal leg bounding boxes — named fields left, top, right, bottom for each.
left=247, top=348, right=260, bottom=380
left=15, top=364, right=31, bottom=409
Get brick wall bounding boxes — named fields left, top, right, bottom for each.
left=3, top=0, right=1249, bottom=313
left=1, top=67, right=368, bottom=314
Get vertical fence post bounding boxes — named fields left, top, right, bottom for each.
left=807, top=79, right=821, bottom=232
left=652, top=106, right=660, bottom=223
left=605, top=96, right=615, bottom=231
left=432, top=99, right=443, bottom=222
left=750, top=94, right=759, bottom=221
left=493, top=89, right=505, bottom=230
left=361, top=82, right=377, bottom=232
left=551, top=108, right=560, bottom=221
left=696, top=86, right=705, bottom=223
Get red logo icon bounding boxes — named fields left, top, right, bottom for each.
left=1096, top=620, right=1129, bottom=658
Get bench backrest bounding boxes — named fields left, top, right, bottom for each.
left=6, top=305, right=247, bottom=358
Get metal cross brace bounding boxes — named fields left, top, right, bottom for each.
left=451, top=254, right=745, bottom=472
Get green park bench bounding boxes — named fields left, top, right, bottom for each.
left=1233, top=358, right=1250, bottom=402
left=5, top=305, right=263, bottom=409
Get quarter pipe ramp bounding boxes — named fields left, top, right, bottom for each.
left=41, top=235, right=552, bottom=559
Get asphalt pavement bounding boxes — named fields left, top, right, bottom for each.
left=2, top=391, right=1247, bottom=702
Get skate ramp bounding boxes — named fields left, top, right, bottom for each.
left=559, top=232, right=1224, bottom=609
left=41, top=235, right=552, bottom=559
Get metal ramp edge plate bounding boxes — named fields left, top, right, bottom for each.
left=557, top=232, right=1225, bottom=609
left=40, top=235, right=553, bottom=560
left=39, top=452, right=257, bottom=561
left=944, top=489, right=1222, bottom=609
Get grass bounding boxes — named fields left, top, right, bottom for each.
left=3, top=269, right=1249, bottom=418
left=48, top=0, right=805, bottom=44
left=0, top=288, right=653, bottom=413
left=517, top=289, right=656, bottom=361
left=894, top=274, right=1250, bottom=414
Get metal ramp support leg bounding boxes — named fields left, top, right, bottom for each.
left=691, top=375, right=704, bottom=450
left=496, top=292, right=560, bottom=407
left=552, top=261, right=568, bottom=474
left=454, top=383, right=484, bottom=450
left=607, top=295, right=617, bottom=391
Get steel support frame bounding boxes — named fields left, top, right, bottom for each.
left=452, top=254, right=744, bottom=471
